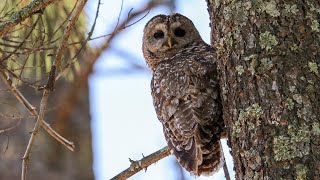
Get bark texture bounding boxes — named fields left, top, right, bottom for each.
left=207, top=0, right=320, bottom=179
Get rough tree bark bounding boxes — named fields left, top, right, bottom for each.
left=207, top=0, right=320, bottom=179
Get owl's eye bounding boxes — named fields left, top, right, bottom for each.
left=174, top=28, right=186, bottom=37
left=153, top=31, right=164, bottom=39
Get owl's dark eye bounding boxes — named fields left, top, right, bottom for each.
left=153, top=31, right=164, bottom=39
left=174, top=28, right=186, bottom=37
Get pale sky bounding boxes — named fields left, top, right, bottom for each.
left=87, top=0, right=235, bottom=179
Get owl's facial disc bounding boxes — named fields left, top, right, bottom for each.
left=149, top=22, right=189, bottom=52
left=149, top=23, right=176, bottom=51
left=142, top=13, right=202, bottom=62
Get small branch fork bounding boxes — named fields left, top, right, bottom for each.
left=111, top=143, right=231, bottom=180
left=110, top=146, right=171, bottom=180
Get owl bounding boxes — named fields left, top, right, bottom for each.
left=142, top=13, right=224, bottom=176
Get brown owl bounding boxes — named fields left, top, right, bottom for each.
left=142, top=13, right=224, bottom=176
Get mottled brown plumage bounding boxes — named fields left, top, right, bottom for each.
left=142, top=13, right=224, bottom=175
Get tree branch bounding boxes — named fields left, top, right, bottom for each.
left=108, top=144, right=231, bottom=180
left=110, top=146, right=171, bottom=180
left=221, top=144, right=231, bottom=180
left=51, top=0, right=163, bottom=141
left=0, top=0, right=60, bottom=37
left=60, top=0, right=162, bottom=93
left=20, top=0, right=87, bottom=179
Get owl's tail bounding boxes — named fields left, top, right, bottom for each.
left=196, top=137, right=224, bottom=175
left=167, top=126, right=224, bottom=176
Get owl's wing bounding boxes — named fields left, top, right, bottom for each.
left=151, top=58, right=224, bottom=175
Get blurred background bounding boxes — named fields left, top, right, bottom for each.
left=0, top=0, right=234, bottom=179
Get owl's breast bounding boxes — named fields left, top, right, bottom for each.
left=152, top=60, right=192, bottom=97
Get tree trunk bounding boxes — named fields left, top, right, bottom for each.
left=206, top=0, right=320, bottom=179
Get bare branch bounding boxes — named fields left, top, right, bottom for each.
left=91, top=0, right=162, bottom=54
left=21, top=0, right=87, bottom=179
left=62, top=0, right=162, bottom=83
left=111, top=146, right=171, bottom=180
left=51, top=0, right=163, bottom=139
left=1, top=15, right=40, bottom=68
left=56, top=0, right=102, bottom=80
left=0, top=116, right=22, bottom=134
left=45, top=0, right=87, bottom=90
left=0, top=0, right=60, bottom=37
left=223, top=162, right=231, bottom=180
left=0, top=68, right=75, bottom=151
left=21, top=90, right=48, bottom=180
left=221, top=145, right=231, bottom=180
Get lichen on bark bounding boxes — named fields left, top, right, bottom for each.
left=207, top=0, right=320, bottom=179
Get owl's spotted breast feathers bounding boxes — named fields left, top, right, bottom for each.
left=151, top=41, right=224, bottom=175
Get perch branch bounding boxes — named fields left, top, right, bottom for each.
left=0, top=0, right=60, bottom=37
left=20, top=0, right=87, bottom=179
left=111, top=143, right=231, bottom=180
left=110, top=146, right=171, bottom=180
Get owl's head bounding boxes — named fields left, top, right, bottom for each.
left=142, top=13, right=202, bottom=71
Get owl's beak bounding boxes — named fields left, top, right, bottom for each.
left=167, top=38, right=173, bottom=48
left=163, top=37, right=177, bottom=49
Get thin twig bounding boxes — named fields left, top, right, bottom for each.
left=1, top=15, right=41, bottom=63
left=110, top=146, right=171, bottom=180
left=21, top=90, right=48, bottom=180
left=0, top=117, right=22, bottom=134
left=223, top=162, right=231, bottom=180
left=73, top=0, right=161, bottom=79
left=0, top=134, right=9, bottom=157
left=20, top=0, right=87, bottom=179
left=52, top=0, right=162, bottom=131
left=45, top=0, right=87, bottom=90
left=0, top=68, right=75, bottom=151
left=221, top=141, right=231, bottom=180
left=56, top=0, right=102, bottom=80
left=0, top=0, right=60, bottom=37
